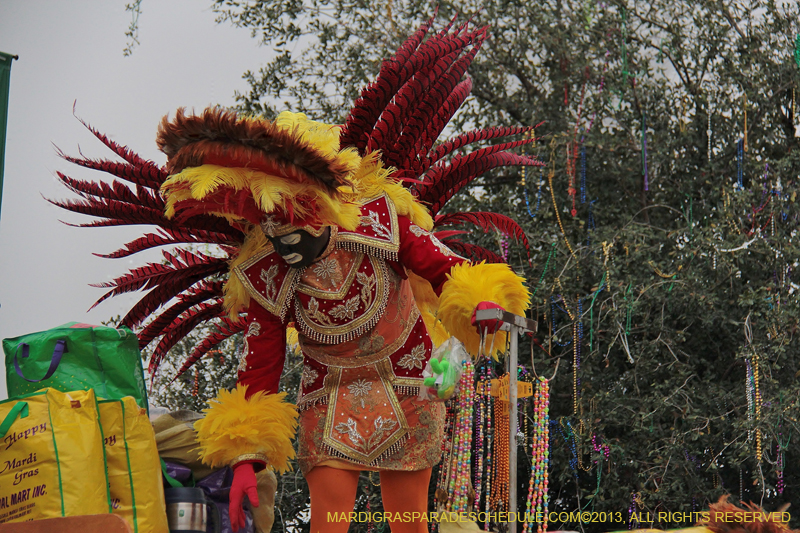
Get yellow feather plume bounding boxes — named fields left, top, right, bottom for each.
left=286, top=326, right=300, bottom=356
left=407, top=271, right=450, bottom=346
left=437, top=262, right=530, bottom=357
left=162, top=165, right=361, bottom=231
left=347, top=151, right=434, bottom=231
left=223, top=226, right=268, bottom=317
left=194, top=385, right=298, bottom=473
left=274, top=111, right=362, bottom=170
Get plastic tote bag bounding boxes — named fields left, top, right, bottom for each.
left=0, top=388, right=110, bottom=523
left=99, top=397, right=169, bottom=533
left=3, top=322, right=148, bottom=409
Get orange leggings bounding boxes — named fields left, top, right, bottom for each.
left=306, top=466, right=432, bottom=533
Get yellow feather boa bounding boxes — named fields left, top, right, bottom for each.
left=437, top=262, right=530, bottom=357
left=194, top=385, right=298, bottom=473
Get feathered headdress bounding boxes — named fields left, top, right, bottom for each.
left=51, top=14, right=544, bottom=379
left=158, top=109, right=363, bottom=235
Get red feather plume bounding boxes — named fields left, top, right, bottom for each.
left=175, top=317, right=247, bottom=378
left=149, top=302, right=225, bottom=375
left=439, top=239, right=505, bottom=264
left=435, top=211, right=531, bottom=259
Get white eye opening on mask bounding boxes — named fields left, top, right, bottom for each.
left=280, top=233, right=302, bottom=245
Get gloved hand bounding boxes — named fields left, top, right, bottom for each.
left=471, top=301, right=506, bottom=334
left=230, top=461, right=260, bottom=532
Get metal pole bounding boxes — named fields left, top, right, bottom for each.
left=508, top=324, right=519, bottom=533
left=475, top=309, right=536, bottom=533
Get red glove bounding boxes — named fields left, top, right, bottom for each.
left=471, top=301, right=506, bottom=334
left=230, top=461, right=260, bottom=532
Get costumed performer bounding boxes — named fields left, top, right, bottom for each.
left=177, top=110, right=531, bottom=533
left=52, top=14, right=543, bottom=533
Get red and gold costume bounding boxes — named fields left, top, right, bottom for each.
left=236, top=194, right=466, bottom=472
left=53, top=14, right=544, bottom=532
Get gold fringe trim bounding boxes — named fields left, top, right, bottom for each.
left=293, top=259, right=390, bottom=344
left=320, top=433, right=410, bottom=467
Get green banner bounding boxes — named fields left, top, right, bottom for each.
left=0, top=52, right=17, bottom=224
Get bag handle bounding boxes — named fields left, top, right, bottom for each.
left=13, top=339, right=68, bottom=383
left=0, top=402, right=29, bottom=439
left=160, top=458, right=195, bottom=488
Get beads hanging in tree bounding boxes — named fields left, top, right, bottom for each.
left=500, top=236, right=510, bottom=262
left=737, top=139, right=744, bottom=190
left=642, top=112, right=649, bottom=191
left=743, top=92, right=748, bottom=152
left=581, top=144, right=587, bottom=203
left=707, top=89, right=713, bottom=163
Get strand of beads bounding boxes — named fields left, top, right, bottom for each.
left=573, top=322, right=580, bottom=415
left=524, top=177, right=543, bottom=218
left=628, top=493, right=639, bottom=529
left=500, top=236, right=511, bottom=262
left=473, top=359, right=487, bottom=513
left=436, top=398, right=459, bottom=516
left=777, top=441, right=785, bottom=494
left=193, top=366, right=200, bottom=397
left=449, top=360, right=476, bottom=513
left=745, top=359, right=754, bottom=441
left=523, top=378, right=550, bottom=533
left=707, top=89, right=713, bottom=163
left=591, top=434, right=610, bottom=460
left=490, top=380, right=510, bottom=512
left=580, top=144, right=587, bottom=203
left=484, top=365, right=495, bottom=519
left=753, top=350, right=762, bottom=462
left=642, top=112, right=649, bottom=191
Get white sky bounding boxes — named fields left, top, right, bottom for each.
left=0, top=1, right=271, bottom=398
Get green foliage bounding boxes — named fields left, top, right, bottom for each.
left=148, top=0, right=800, bottom=529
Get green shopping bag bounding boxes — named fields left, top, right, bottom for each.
left=3, top=322, right=148, bottom=409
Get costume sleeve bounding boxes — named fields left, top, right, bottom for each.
left=194, top=300, right=298, bottom=473
left=237, top=300, right=288, bottom=397
left=397, top=216, right=467, bottom=294
left=397, top=216, right=531, bottom=356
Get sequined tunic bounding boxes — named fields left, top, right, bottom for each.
left=233, top=194, right=464, bottom=474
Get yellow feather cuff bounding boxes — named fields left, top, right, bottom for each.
left=437, top=262, right=530, bottom=357
left=194, top=385, right=299, bottom=473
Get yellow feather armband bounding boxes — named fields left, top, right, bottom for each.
left=437, top=261, right=530, bottom=357
left=194, top=385, right=299, bottom=473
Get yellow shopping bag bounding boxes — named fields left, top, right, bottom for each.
left=0, top=388, right=110, bottom=523
left=99, top=397, right=169, bottom=533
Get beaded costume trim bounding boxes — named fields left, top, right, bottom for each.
left=300, top=307, right=420, bottom=369
left=293, top=255, right=390, bottom=344
left=337, top=194, right=400, bottom=262
left=233, top=244, right=300, bottom=321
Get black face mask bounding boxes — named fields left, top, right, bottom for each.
left=267, top=227, right=331, bottom=269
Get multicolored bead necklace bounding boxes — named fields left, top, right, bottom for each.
left=522, top=377, right=550, bottom=533
left=447, top=360, right=476, bottom=512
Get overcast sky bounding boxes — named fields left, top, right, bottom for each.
left=0, top=1, right=272, bottom=398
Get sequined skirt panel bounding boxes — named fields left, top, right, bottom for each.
left=297, top=395, right=445, bottom=475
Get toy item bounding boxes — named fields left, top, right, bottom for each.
left=422, top=337, right=469, bottom=400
